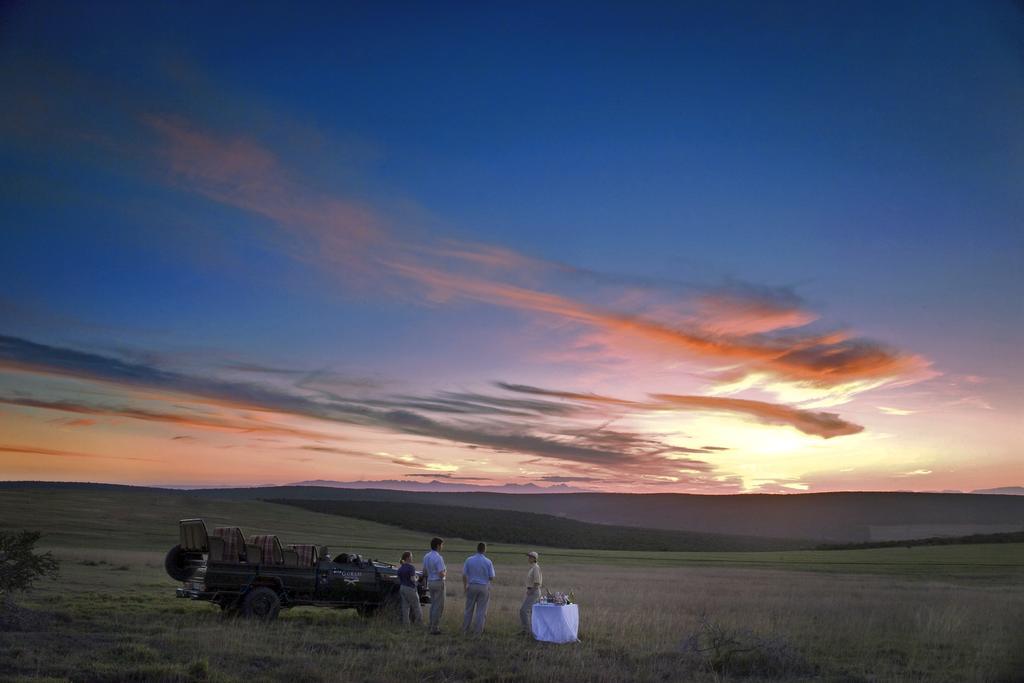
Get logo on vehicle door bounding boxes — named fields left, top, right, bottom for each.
left=331, top=569, right=362, bottom=585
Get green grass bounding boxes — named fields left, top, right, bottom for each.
left=3, top=489, right=1022, bottom=578
left=1, top=487, right=1023, bottom=681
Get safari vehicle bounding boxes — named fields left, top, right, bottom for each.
left=165, top=518, right=429, bottom=620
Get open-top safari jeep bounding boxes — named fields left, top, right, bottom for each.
left=166, top=518, right=428, bottom=620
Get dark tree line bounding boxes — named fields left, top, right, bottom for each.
left=271, top=499, right=810, bottom=552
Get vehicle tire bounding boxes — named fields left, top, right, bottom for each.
left=164, top=544, right=194, bottom=582
left=240, top=587, right=281, bottom=621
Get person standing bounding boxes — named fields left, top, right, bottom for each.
left=397, top=551, right=422, bottom=626
left=461, top=542, right=495, bottom=634
left=519, top=551, right=543, bottom=634
left=423, top=537, right=447, bottom=635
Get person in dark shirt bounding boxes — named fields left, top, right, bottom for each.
left=397, top=551, right=422, bottom=626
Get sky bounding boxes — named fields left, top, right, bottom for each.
left=1, top=2, right=1021, bottom=492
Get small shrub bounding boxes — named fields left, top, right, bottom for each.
left=0, top=531, right=60, bottom=607
left=680, top=612, right=814, bottom=678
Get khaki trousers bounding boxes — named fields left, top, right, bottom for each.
left=462, top=583, right=490, bottom=633
left=520, top=586, right=539, bottom=632
left=400, top=585, right=422, bottom=625
left=428, top=580, right=445, bottom=632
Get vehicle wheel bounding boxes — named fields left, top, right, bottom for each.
left=240, top=587, right=281, bottom=621
left=164, top=544, right=194, bottom=582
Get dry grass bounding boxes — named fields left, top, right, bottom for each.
left=2, top=489, right=1022, bottom=681
left=2, top=548, right=1022, bottom=682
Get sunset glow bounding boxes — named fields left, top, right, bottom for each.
left=1, top=3, right=1021, bottom=493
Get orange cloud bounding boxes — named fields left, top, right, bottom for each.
left=693, top=291, right=818, bottom=335
left=145, top=116, right=384, bottom=273
left=387, top=261, right=930, bottom=389
left=139, top=113, right=931, bottom=397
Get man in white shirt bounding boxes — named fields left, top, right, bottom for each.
left=461, top=542, right=495, bottom=634
left=422, top=537, right=447, bottom=634
left=520, top=551, right=543, bottom=634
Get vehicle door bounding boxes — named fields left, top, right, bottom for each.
left=276, top=563, right=316, bottom=599
left=320, top=556, right=376, bottom=604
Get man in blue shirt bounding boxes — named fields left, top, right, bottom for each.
left=422, top=537, right=447, bottom=634
left=461, top=542, right=495, bottom=634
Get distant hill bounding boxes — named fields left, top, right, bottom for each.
left=972, top=487, right=1024, bottom=496
left=0, top=480, right=168, bottom=492
left=286, top=479, right=586, bottom=494
left=191, top=486, right=1024, bottom=543
left=4, top=482, right=1023, bottom=543
left=274, top=499, right=811, bottom=552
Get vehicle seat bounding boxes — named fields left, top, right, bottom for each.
left=211, top=527, right=246, bottom=563
left=244, top=543, right=261, bottom=564
left=282, top=549, right=299, bottom=567
left=249, top=535, right=284, bottom=565
left=178, top=518, right=209, bottom=552
left=207, top=536, right=225, bottom=561
left=289, top=544, right=319, bottom=566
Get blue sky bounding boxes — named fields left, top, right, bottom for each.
left=1, top=2, right=1021, bottom=490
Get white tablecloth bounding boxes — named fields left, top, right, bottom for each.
left=531, top=603, right=579, bottom=643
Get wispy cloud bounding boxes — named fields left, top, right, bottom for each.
left=649, top=394, right=863, bottom=439
left=6, top=58, right=933, bottom=412
left=135, top=113, right=934, bottom=402
left=0, top=396, right=333, bottom=440
left=500, top=382, right=864, bottom=438
left=145, top=115, right=385, bottom=274
left=0, top=443, right=150, bottom=462
left=0, top=334, right=713, bottom=478
left=691, top=286, right=819, bottom=335
left=877, top=406, right=916, bottom=416
left=383, top=261, right=932, bottom=394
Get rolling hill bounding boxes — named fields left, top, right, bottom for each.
left=273, top=498, right=810, bottom=552
left=5, top=481, right=1023, bottom=543
left=194, top=486, right=1024, bottom=542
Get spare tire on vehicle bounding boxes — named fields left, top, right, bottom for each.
left=164, top=544, right=194, bottom=582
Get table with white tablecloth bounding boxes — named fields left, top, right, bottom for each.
left=531, top=603, right=579, bottom=643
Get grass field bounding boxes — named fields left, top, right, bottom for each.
left=1, top=488, right=1023, bottom=681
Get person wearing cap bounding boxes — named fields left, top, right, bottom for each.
left=520, top=551, right=543, bottom=634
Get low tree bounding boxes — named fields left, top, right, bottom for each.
left=0, top=531, right=59, bottom=608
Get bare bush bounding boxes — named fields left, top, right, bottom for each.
left=680, top=611, right=814, bottom=678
